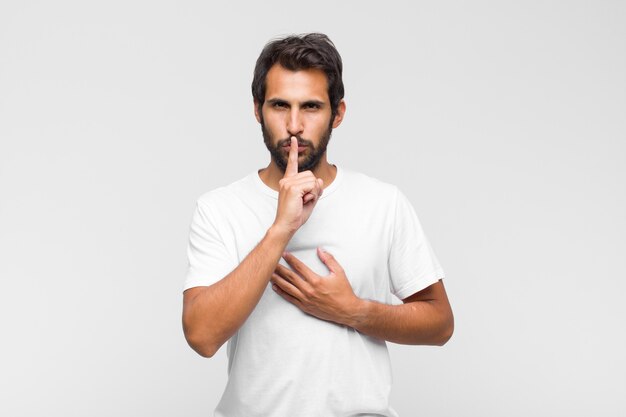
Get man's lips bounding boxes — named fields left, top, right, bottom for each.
left=282, top=144, right=308, bottom=152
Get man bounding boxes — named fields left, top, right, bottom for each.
left=182, top=33, right=453, bottom=416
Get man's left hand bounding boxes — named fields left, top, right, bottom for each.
left=271, top=248, right=361, bottom=325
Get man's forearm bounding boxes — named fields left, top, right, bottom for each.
left=345, top=293, right=454, bottom=346
left=183, top=225, right=292, bottom=357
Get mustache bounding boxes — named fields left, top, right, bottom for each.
left=277, top=137, right=313, bottom=148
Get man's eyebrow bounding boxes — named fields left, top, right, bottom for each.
left=301, top=100, right=325, bottom=107
left=266, top=98, right=288, bottom=105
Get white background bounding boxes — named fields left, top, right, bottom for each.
left=1, top=1, right=624, bottom=416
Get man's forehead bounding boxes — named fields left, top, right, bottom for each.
left=264, top=64, right=329, bottom=101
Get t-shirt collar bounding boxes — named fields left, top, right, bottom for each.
left=252, top=165, right=344, bottom=200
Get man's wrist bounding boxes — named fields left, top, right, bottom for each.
left=344, top=298, right=371, bottom=329
left=266, top=224, right=294, bottom=246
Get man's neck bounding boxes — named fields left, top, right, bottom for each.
left=258, top=159, right=337, bottom=192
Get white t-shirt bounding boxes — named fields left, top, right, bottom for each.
left=184, top=166, right=445, bottom=417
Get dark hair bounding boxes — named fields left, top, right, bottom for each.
left=252, top=33, right=344, bottom=118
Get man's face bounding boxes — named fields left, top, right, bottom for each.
left=255, top=64, right=340, bottom=172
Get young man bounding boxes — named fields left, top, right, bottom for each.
left=182, top=33, right=454, bottom=416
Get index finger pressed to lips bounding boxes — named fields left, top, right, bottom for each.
left=284, top=136, right=298, bottom=178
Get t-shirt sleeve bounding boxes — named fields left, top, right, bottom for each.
left=183, top=199, right=237, bottom=292
left=388, top=187, right=445, bottom=300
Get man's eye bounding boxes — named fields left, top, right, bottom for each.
left=304, top=103, right=320, bottom=110
left=273, top=102, right=287, bottom=108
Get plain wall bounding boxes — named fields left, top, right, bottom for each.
left=1, top=1, right=624, bottom=416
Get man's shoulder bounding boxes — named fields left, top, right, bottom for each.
left=341, top=167, right=400, bottom=198
left=195, top=172, right=256, bottom=208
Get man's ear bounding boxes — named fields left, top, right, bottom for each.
left=332, top=100, right=346, bottom=128
left=254, top=100, right=262, bottom=124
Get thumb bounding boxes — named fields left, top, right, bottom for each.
left=317, top=247, right=341, bottom=274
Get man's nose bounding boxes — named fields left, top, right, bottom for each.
left=286, top=109, right=304, bottom=136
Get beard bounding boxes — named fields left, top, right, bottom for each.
left=261, top=119, right=333, bottom=173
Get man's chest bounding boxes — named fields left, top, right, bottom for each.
left=219, top=195, right=395, bottom=300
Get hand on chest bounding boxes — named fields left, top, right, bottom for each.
left=283, top=209, right=392, bottom=299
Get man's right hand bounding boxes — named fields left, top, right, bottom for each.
left=184, top=137, right=324, bottom=357
left=273, top=136, right=324, bottom=236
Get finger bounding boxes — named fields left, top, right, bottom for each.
left=284, top=136, right=298, bottom=178
left=284, top=177, right=322, bottom=197
left=272, top=283, right=306, bottom=310
left=303, top=178, right=323, bottom=203
left=275, top=264, right=305, bottom=287
left=317, top=247, right=343, bottom=275
left=317, top=178, right=324, bottom=196
left=281, top=177, right=321, bottom=202
left=302, top=192, right=317, bottom=205
left=284, top=176, right=319, bottom=192
left=313, top=178, right=323, bottom=200
left=271, top=273, right=304, bottom=301
left=282, top=252, right=315, bottom=281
